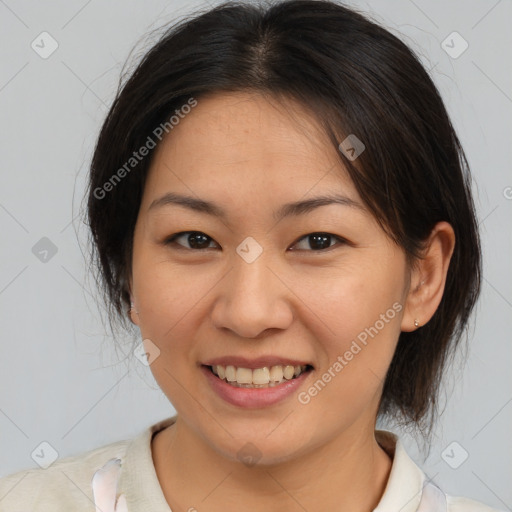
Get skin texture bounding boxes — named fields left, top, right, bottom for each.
left=128, top=91, right=455, bottom=511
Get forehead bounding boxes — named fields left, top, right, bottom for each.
left=142, top=91, right=357, bottom=207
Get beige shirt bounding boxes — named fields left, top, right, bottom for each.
left=0, top=416, right=501, bottom=511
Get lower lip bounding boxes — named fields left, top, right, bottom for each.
left=201, top=365, right=312, bottom=409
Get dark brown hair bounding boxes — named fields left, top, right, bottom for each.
left=86, top=0, right=481, bottom=438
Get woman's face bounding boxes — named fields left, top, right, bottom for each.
left=130, top=91, right=411, bottom=464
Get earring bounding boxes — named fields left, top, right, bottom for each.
left=414, top=319, right=420, bottom=328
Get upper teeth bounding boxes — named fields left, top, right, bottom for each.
left=211, top=364, right=307, bottom=387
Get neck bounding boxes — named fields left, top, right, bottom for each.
left=152, top=416, right=393, bottom=511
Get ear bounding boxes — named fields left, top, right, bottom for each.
left=401, top=221, right=455, bottom=332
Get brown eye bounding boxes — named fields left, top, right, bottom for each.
left=165, top=231, right=218, bottom=250
left=290, top=232, right=346, bottom=251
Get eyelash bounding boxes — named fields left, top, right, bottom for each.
left=163, top=231, right=349, bottom=252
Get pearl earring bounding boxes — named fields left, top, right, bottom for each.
left=414, top=319, right=420, bottom=328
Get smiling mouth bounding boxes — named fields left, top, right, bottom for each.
left=205, top=364, right=314, bottom=388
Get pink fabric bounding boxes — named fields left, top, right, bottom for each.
left=417, top=482, right=448, bottom=512
left=92, top=458, right=128, bottom=512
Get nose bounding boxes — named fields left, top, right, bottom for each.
left=210, top=249, right=294, bottom=339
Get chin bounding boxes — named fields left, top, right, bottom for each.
left=201, top=420, right=315, bottom=468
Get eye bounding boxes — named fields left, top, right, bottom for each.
left=163, top=231, right=348, bottom=252
left=289, top=232, right=347, bottom=252
left=164, top=231, right=219, bottom=250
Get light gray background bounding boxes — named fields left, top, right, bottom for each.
left=0, top=0, right=511, bottom=509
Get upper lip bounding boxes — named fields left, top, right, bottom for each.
left=202, top=356, right=313, bottom=370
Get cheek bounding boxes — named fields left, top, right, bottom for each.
left=302, top=260, right=404, bottom=337
left=131, top=258, right=217, bottom=408
left=130, top=250, right=214, bottom=351
left=296, top=279, right=403, bottom=429
left=302, top=259, right=405, bottom=389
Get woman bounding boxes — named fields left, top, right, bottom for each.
left=0, top=0, right=502, bottom=510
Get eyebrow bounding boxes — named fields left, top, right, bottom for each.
left=148, top=191, right=364, bottom=222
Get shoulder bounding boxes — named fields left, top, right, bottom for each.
left=447, top=495, right=506, bottom=512
left=0, top=437, right=131, bottom=512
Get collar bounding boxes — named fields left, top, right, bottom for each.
left=374, top=430, right=425, bottom=512
left=93, top=417, right=443, bottom=511
left=117, top=416, right=175, bottom=510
